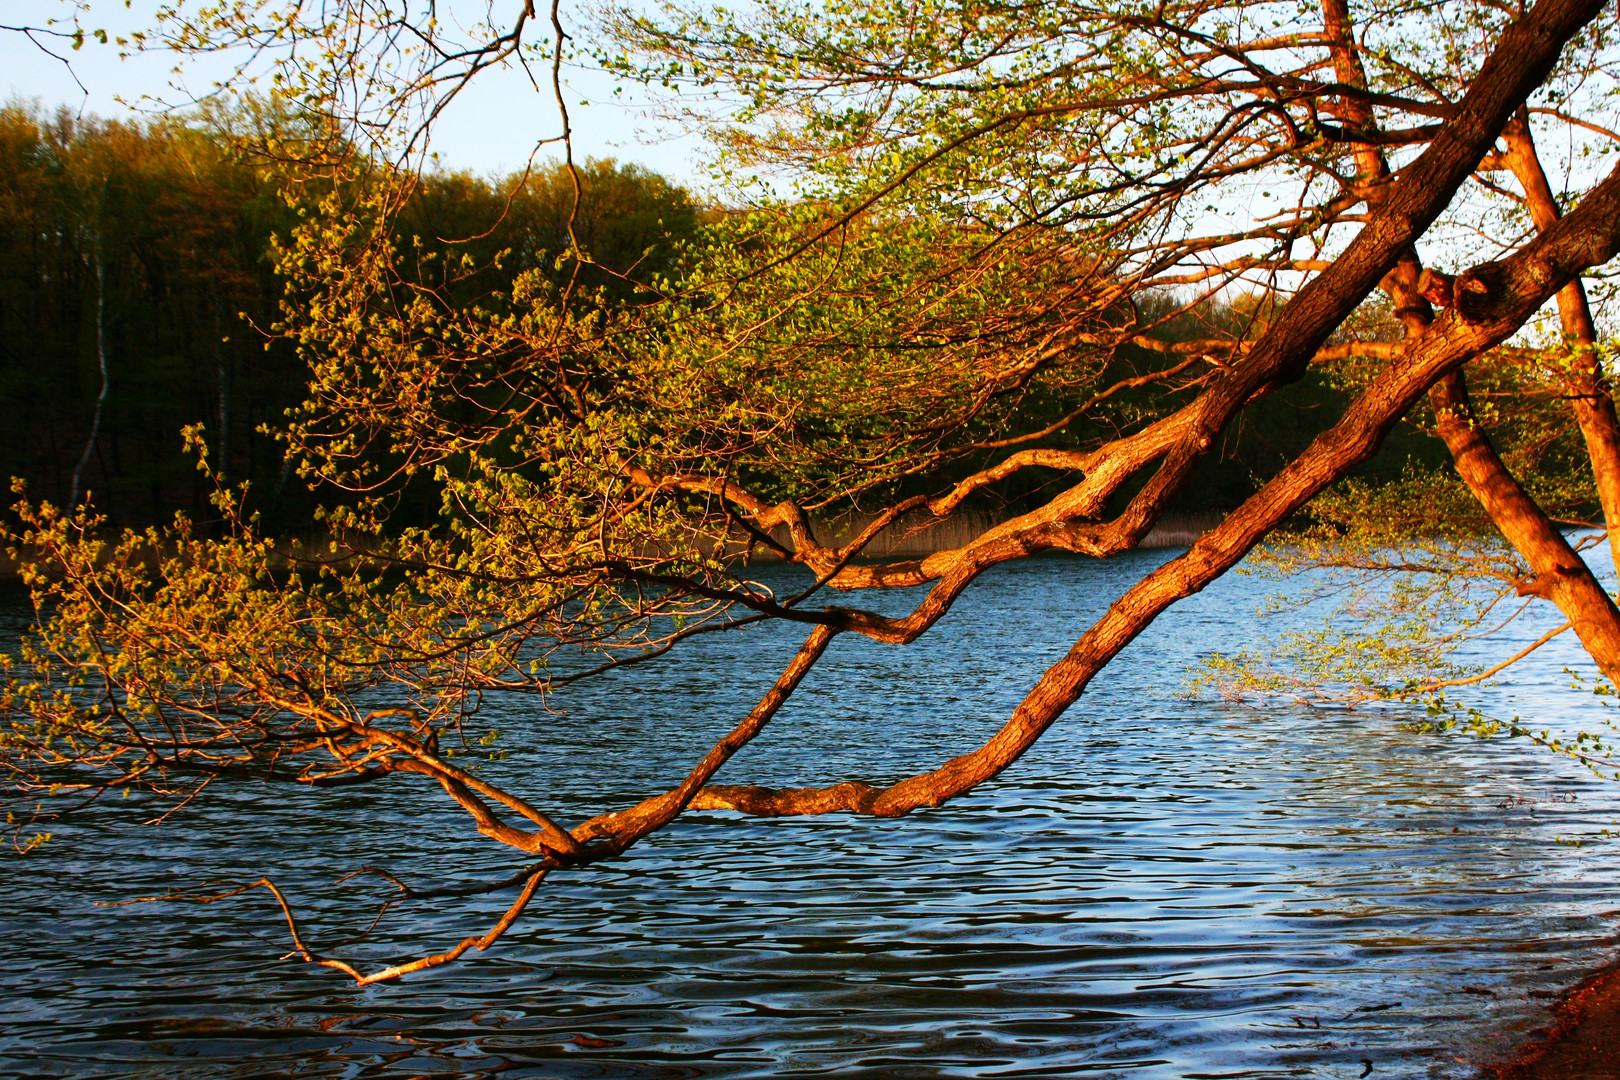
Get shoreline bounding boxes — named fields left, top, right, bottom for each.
left=1482, top=956, right=1620, bottom=1078
left=0, top=512, right=1229, bottom=580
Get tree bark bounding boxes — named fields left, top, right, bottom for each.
left=1431, top=371, right=1620, bottom=682
left=1499, top=110, right=1620, bottom=569
left=689, top=152, right=1620, bottom=819
left=1320, top=0, right=1620, bottom=678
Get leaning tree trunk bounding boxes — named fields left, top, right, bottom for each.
left=1498, top=110, right=1620, bottom=571
left=1319, top=0, right=1620, bottom=685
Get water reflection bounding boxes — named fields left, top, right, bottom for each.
left=3, top=552, right=1618, bottom=1078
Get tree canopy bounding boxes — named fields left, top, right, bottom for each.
left=5, top=0, right=1620, bottom=983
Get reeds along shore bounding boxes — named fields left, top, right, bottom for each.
left=0, top=514, right=1223, bottom=582
left=731, top=511, right=1223, bottom=563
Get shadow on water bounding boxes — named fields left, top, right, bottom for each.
left=3, top=550, right=1619, bottom=1078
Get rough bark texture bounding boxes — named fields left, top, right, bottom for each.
left=1320, top=0, right=1620, bottom=682
left=1431, top=372, right=1620, bottom=682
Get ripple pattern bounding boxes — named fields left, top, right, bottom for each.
left=3, top=553, right=1620, bottom=1079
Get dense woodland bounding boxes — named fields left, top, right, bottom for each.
left=0, top=104, right=700, bottom=532
left=0, top=104, right=1453, bottom=538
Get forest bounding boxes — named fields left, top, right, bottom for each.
left=0, top=103, right=700, bottom=532
left=0, top=102, right=1451, bottom=542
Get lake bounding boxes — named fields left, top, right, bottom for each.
left=3, top=548, right=1619, bottom=1078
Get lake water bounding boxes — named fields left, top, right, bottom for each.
left=4, top=549, right=1620, bottom=1079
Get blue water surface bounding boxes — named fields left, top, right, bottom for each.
left=3, top=549, right=1619, bottom=1079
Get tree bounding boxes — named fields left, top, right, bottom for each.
left=0, top=104, right=307, bottom=526
left=5, top=0, right=1620, bottom=985
left=0, top=103, right=698, bottom=531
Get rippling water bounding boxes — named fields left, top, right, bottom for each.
left=5, top=550, right=1620, bottom=1079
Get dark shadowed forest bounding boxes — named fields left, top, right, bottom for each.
left=0, top=103, right=701, bottom=532
left=0, top=103, right=1449, bottom=538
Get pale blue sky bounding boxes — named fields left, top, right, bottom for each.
left=1, top=0, right=707, bottom=184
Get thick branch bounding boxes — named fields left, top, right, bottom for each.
left=1430, top=372, right=1620, bottom=683
left=570, top=624, right=837, bottom=848
left=1316, top=0, right=1620, bottom=682
left=691, top=149, right=1620, bottom=819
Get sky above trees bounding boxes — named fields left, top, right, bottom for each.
left=0, top=0, right=704, bottom=182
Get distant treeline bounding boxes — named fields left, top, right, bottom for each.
left=0, top=103, right=699, bottom=531
left=0, top=103, right=1427, bottom=539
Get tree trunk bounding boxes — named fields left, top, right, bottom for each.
left=1498, top=110, right=1620, bottom=570
left=1320, top=0, right=1620, bottom=681
left=69, top=232, right=110, bottom=509
left=1430, top=370, right=1620, bottom=683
